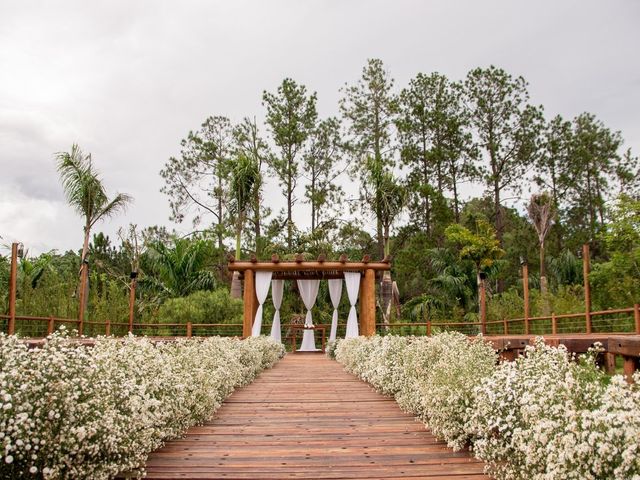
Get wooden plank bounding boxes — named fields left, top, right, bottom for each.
left=137, top=355, right=490, bottom=479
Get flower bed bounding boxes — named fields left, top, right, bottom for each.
left=0, top=331, right=285, bottom=479
left=334, top=333, right=640, bottom=479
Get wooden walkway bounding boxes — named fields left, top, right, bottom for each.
left=144, top=354, right=490, bottom=479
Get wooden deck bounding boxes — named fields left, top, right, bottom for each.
left=143, top=354, right=489, bottom=479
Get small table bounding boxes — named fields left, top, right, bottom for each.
left=291, top=325, right=327, bottom=353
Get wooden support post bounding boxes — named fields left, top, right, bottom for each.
left=503, top=318, right=508, bottom=335
left=359, top=275, right=365, bottom=334
left=604, top=352, right=616, bottom=375
left=186, top=322, right=192, bottom=338
left=361, top=269, right=376, bottom=336
left=623, top=356, right=638, bottom=383
left=242, top=270, right=256, bottom=338
left=8, top=243, right=18, bottom=335
left=128, top=272, right=137, bottom=333
left=634, top=303, right=640, bottom=334
left=479, top=275, right=487, bottom=335
left=426, top=317, right=431, bottom=336
left=551, top=312, right=557, bottom=335
left=47, top=316, right=54, bottom=336
left=522, top=262, right=530, bottom=335
left=500, top=349, right=517, bottom=362
left=583, top=244, right=592, bottom=334
left=105, top=319, right=111, bottom=337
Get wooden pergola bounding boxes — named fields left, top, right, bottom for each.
left=228, top=254, right=391, bottom=338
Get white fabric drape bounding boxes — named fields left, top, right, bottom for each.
left=297, top=279, right=320, bottom=351
left=269, top=279, right=284, bottom=343
left=344, top=272, right=360, bottom=338
left=328, top=279, right=343, bottom=342
left=251, top=271, right=273, bottom=336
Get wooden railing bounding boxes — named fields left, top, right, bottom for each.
left=375, top=305, right=640, bottom=337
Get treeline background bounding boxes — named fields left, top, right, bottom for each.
left=2, top=59, right=639, bottom=334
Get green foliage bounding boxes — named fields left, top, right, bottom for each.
left=56, top=144, right=132, bottom=233
left=156, top=289, right=243, bottom=326
left=445, top=219, right=504, bottom=272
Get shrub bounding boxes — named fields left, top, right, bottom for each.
left=468, top=340, right=640, bottom=480
left=0, top=330, right=284, bottom=479
left=155, top=289, right=243, bottom=325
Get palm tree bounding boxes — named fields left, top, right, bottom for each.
left=56, top=144, right=132, bottom=332
left=229, top=154, right=259, bottom=299
left=527, top=192, right=555, bottom=296
left=365, top=158, right=406, bottom=327
left=142, top=238, right=216, bottom=301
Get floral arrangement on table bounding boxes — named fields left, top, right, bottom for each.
left=334, top=333, right=640, bottom=480
left=0, top=330, right=285, bottom=479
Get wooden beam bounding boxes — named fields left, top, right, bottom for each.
left=242, top=270, right=256, bottom=338
left=229, top=261, right=391, bottom=272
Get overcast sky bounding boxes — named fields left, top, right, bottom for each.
left=1, top=0, right=639, bottom=255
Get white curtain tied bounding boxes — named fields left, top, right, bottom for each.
left=344, top=272, right=360, bottom=338
left=251, top=271, right=273, bottom=336
left=328, top=279, right=343, bottom=342
left=270, top=279, right=284, bottom=343
left=297, top=279, right=320, bottom=351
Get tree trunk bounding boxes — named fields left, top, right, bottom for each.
left=78, top=225, right=91, bottom=334
left=287, top=173, right=293, bottom=249
left=451, top=167, right=460, bottom=223
left=253, top=178, right=261, bottom=255
left=230, top=271, right=242, bottom=299
left=380, top=270, right=393, bottom=330
left=493, top=179, right=505, bottom=293
left=540, top=240, right=550, bottom=315
left=231, top=215, right=243, bottom=299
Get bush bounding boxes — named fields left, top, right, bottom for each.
left=468, top=340, right=640, bottom=480
left=0, top=330, right=284, bottom=479
left=155, top=289, right=243, bottom=325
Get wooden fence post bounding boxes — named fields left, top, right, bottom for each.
left=634, top=304, right=640, bottom=334
left=583, top=244, right=592, bottom=334
left=503, top=318, right=508, bottom=335
left=426, top=317, right=431, bottom=336
left=186, top=322, right=192, bottom=338
left=551, top=312, right=557, bottom=335
left=105, top=320, right=111, bottom=336
left=8, top=243, right=18, bottom=335
left=623, top=356, right=638, bottom=384
left=479, top=273, right=487, bottom=335
left=522, top=261, right=530, bottom=335
left=47, top=316, right=55, bottom=335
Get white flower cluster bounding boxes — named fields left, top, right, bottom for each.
left=334, top=334, right=640, bottom=479
left=468, top=339, right=640, bottom=480
left=0, top=330, right=284, bottom=479
left=335, top=333, right=495, bottom=449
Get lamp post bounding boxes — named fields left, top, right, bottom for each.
left=8, top=242, right=24, bottom=335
